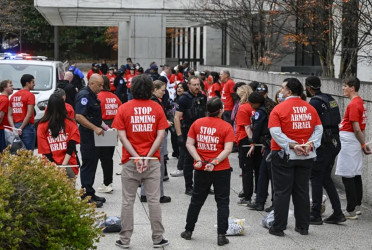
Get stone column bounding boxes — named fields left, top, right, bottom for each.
left=203, top=26, right=223, bottom=66
left=175, top=28, right=179, bottom=58
left=190, top=27, right=195, bottom=65
left=119, top=14, right=166, bottom=68
left=196, top=27, right=201, bottom=69
left=118, top=21, right=130, bottom=67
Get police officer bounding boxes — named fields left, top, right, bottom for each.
left=174, top=76, right=207, bottom=195
left=305, top=76, right=346, bottom=224
left=75, top=74, right=108, bottom=208
left=114, top=68, right=128, bottom=103
left=246, top=91, right=272, bottom=211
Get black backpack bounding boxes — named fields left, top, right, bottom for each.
left=69, top=66, right=85, bottom=91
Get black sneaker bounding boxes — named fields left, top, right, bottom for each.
left=238, top=190, right=245, bottom=198
left=88, top=199, right=103, bottom=208
left=269, top=227, right=284, bottom=237
left=140, top=195, right=147, bottom=202
left=217, top=234, right=229, bottom=246
left=309, top=215, right=323, bottom=225
left=180, top=230, right=192, bottom=240
left=185, top=188, right=193, bottom=196
left=163, top=176, right=169, bottom=182
left=324, top=213, right=346, bottom=224
left=295, top=227, right=308, bottom=235
left=265, top=205, right=274, bottom=213
left=160, top=196, right=171, bottom=203
left=247, top=202, right=264, bottom=211
left=92, top=194, right=106, bottom=203
left=153, top=238, right=169, bottom=248
left=115, top=240, right=129, bottom=249
left=237, top=198, right=251, bottom=206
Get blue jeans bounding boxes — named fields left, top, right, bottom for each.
left=15, top=123, right=35, bottom=151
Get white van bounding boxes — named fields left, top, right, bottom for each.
left=0, top=58, right=66, bottom=122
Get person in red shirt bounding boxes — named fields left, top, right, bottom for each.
left=219, top=70, right=236, bottom=125
left=9, top=74, right=36, bottom=150
left=207, top=71, right=221, bottom=100
left=234, top=85, right=262, bottom=206
left=268, top=78, right=323, bottom=237
left=112, top=74, right=169, bottom=249
left=335, top=77, right=371, bottom=219
left=106, top=67, right=117, bottom=92
left=180, top=97, right=234, bottom=246
left=96, top=75, right=122, bottom=193
left=37, top=94, right=80, bottom=179
left=0, top=80, right=14, bottom=152
left=45, top=88, right=75, bottom=119
left=87, top=63, right=103, bottom=80
left=125, top=66, right=137, bottom=100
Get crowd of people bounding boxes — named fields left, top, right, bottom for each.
left=0, top=59, right=370, bottom=248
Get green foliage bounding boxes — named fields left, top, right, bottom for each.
left=0, top=150, right=103, bottom=249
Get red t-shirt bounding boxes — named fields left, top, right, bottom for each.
left=44, top=103, right=74, bottom=120
left=268, top=97, right=322, bottom=151
left=37, top=118, right=80, bottom=174
left=203, top=80, right=210, bottom=92
left=97, top=91, right=122, bottom=120
left=340, top=96, right=367, bottom=132
left=207, top=83, right=221, bottom=99
left=10, top=89, right=35, bottom=124
left=106, top=73, right=116, bottom=92
left=87, top=70, right=103, bottom=80
left=235, top=103, right=255, bottom=144
left=0, top=95, right=9, bottom=129
left=221, top=79, right=235, bottom=111
left=176, top=73, right=183, bottom=83
left=112, top=99, right=169, bottom=164
left=188, top=117, right=235, bottom=171
left=125, top=74, right=137, bottom=89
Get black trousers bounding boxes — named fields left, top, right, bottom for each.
left=223, top=111, right=233, bottom=126
left=342, top=175, right=363, bottom=212
left=185, top=169, right=231, bottom=234
left=310, top=141, right=342, bottom=217
left=98, top=146, right=115, bottom=186
left=80, top=142, right=101, bottom=195
left=179, top=129, right=194, bottom=190
left=255, top=147, right=273, bottom=205
left=271, top=151, right=313, bottom=231
left=170, top=127, right=180, bottom=158
left=238, top=138, right=262, bottom=200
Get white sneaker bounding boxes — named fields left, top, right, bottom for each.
left=170, top=170, right=183, bottom=177
left=98, top=183, right=113, bottom=193
left=355, top=206, right=361, bottom=215
left=345, top=211, right=358, bottom=220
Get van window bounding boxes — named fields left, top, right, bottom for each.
left=0, top=64, right=53, bottom=90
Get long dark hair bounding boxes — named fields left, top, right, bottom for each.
left=39, top=94, right=71, bottom=138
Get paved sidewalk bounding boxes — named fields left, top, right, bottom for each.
left=78, top=142, right=372, bottom=250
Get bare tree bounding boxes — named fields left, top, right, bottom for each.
left=185, top=0, right=291, bottom=70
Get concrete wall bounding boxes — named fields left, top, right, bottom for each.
left=199, top=65, right=372, bottom=205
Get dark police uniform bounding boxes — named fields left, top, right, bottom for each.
left=114, top=75, right=128, bottom=104
left=309, top=90, right=342, bottom=220
left=250, top=105, right=272, bottom=208
left=75, top=86, right=103, bottom=196
left=176, top=91, right=207, bottom=192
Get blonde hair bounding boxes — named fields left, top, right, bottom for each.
left=237, top=85, right=253, bottom=104
left=153, top=80, right=166, bottom=90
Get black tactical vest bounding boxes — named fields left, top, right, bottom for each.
left=311, top=93, right=341, bottom=130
